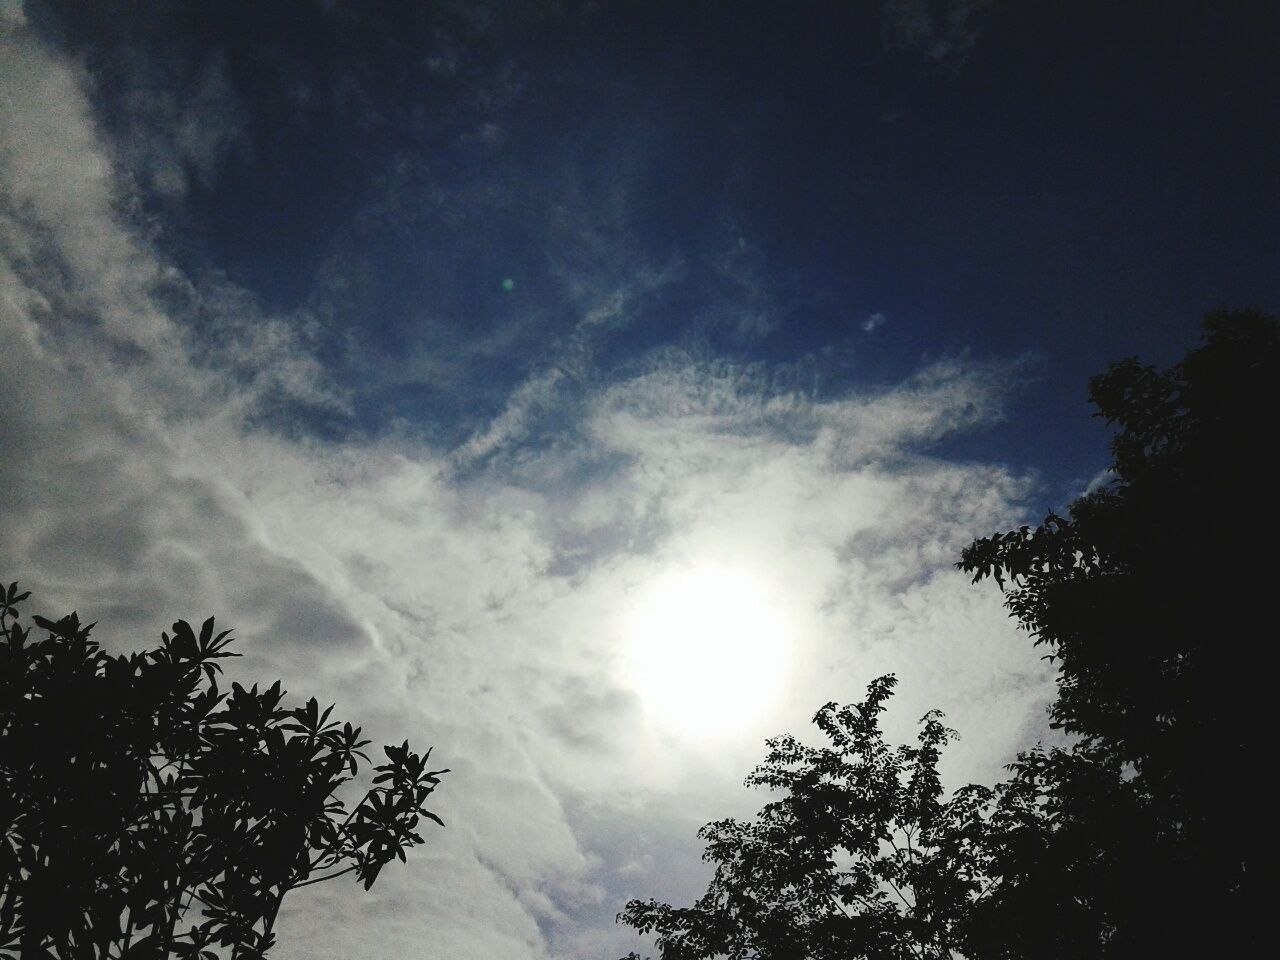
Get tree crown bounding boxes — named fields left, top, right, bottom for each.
left=0, top=583, right=446, bottom=960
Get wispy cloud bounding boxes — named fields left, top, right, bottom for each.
left=112, top=50, right=245, bottom=198
left=1, top=16, right=1055, bottom=960
left=882, top=0, right=999, bottom=62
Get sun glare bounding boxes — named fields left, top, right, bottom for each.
left=625, top=565, right=790, bottom=737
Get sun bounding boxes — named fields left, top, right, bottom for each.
left=624, top=565, right=791, bottom=737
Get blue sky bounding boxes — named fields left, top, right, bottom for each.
left=27, top=1, right=1277, bottom=480
left=2, top=2, right=1277, bottom=958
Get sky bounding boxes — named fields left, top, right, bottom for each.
left=1, top=1, right=1277, bottom=957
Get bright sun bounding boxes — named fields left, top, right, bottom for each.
left=624, top=565, right=790, bottom=737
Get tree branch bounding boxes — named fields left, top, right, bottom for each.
left=290, top=864, right=358, bottom=890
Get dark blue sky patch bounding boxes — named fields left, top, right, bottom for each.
left=25, top=0, right=1280, bottom=488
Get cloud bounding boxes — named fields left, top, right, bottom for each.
left=882, top=0, right=999, bottom=62
left=112, top=50, right=245, bottom=198
left=1, top=19, right=1055, bottom=960
left=862, top=310, right=888, bottom=333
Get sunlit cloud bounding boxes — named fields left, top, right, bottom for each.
left=0, top=13, right=1059, bottom=960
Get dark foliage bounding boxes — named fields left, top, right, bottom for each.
left=958, top=310, right=1275, bottom=954
left=620, top=311, right=1275, bottom=958
left=0, top=585, right=447, bottom=959
left=619, top=676, right=1053, bottom=960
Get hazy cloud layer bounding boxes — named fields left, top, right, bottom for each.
left=1, top=15, right=1056, bottom=960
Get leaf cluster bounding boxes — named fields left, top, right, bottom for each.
left=0, top=585, right=447, bottom=960
left=954, top=311, right=1276, bottom=954
left=620, top=676, right=1048, bottom=960
left=958, top=310, right=1277, bottom=772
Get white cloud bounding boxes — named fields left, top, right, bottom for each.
left=1084, top=466, right=1117, bottom=495
left=0, top=0, right=24, bottom=26
left=883, top=0, right=999, bottom=62
left=0, top=22, right=1055, bottom=960
left=452, top=288, right=637, bottom=466
left=862, top=310, right=888, bottom=333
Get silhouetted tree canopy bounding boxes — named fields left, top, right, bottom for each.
left=960, top=309, right=1277, bottom=774
left=958, top=310, right=1274, bottom=954
left=620, top=311, right=1274, bottom=957
left=0, top=584, right=447, bottom=960
left=619, top=676, right=1055, bottom=960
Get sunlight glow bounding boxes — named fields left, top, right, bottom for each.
left=625, top=565, right=791, bottom=738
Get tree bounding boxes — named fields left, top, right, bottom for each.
left=618, top=675, right=1052, bottom=960
left=958, top=310, right=1275, bottom=954
left=960, top=310, right=1277, bottom=779
left=0, top=582, right=448, bottom=960
left=620, top=312, right=1274, bottom=958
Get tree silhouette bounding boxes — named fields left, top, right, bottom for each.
left=958, top=310, right=1274, bottom=954
left=618, top=675, right=1053, bottom=960
left=620, top=312, right=1274, bottom=958
left=0, top=583, right=447, bottom=960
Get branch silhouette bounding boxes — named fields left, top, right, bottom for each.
left=619, top=310, right=1276, bottom=958
left=0, top=584, right=448, bottom=960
